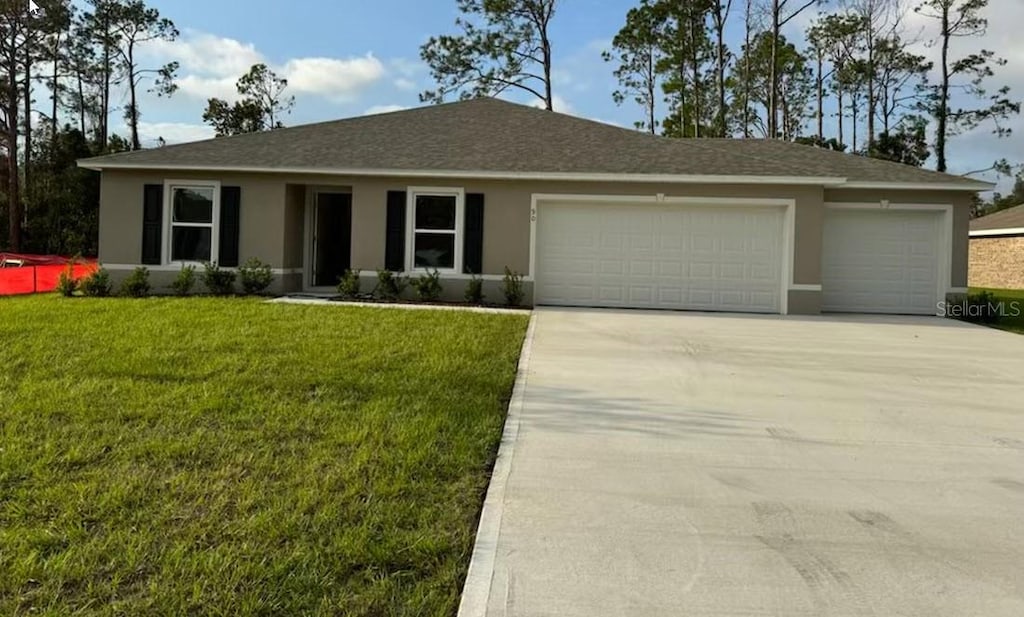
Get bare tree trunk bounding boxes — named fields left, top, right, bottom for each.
left=816, top=52, right=824, bottom=141
left=101, top=12, right=110, bottom=147
left=768, top=0, right=780, bottom=138
left=742, top=0, right=752, bottom=138
left=540, top=8, right=554, bottom=111
left=6, top=32, right=21, bottom=251
left=851, top=94, right=859, bottom=152
left=691, top=17, right=701, bottom=137
left=76, top=69, right=86, bottom=136
left=837, top=87, right=845, bottom=147
left=647, top=48, right=656, bottom=134
left=127, top=41, right=140, bottom=150
left=51, top=31, right=60, bottom=146
left=936, top=4, right=949, bottom=172
left=23, top=30, right=32, bottom=216
left=714, top=3, right=729, bottom=136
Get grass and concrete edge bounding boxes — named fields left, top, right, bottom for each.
left=457, top=313, right=538, bottom=617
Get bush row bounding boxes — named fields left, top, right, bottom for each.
left=337, top=267, right=526, bottom=306
left=58, top=258, right=275, bottom=298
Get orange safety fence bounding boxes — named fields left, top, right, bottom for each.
left=0, top=262, right=98, bottom=296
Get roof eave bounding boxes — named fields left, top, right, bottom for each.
left=969, top=227, right=1024, bottom=237
left=837, top=180, right=996, bottom=191
left=75, top=161, right=992, bottom=192
left=76, top=161, right=848, bottom=185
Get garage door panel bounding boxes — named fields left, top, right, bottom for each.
left=822, top=208, right=942, bottom=315
left=537, top=202, right=784, bottom=313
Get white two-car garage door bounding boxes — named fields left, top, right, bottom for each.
left=822, top=207, right=945, bottom=315
left=535, top=201, right=786, bottom=313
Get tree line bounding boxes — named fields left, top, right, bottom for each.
left=420, top=0, right=1021, bottom=189
left=0, top=0, right=177, bottom=255
left=0, top=0, right=297, bottom=256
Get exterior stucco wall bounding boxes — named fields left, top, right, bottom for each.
left=282, top=184, right=306, bottom=269
left=99, top=170, right=288, bottom=267
left=824, top=189, right=974, bottom=289
left=95, top=168, right=977, bottom=313
left=969, top=236, right=1024, bottom=289
left=98, top=170, right=825, bottom=282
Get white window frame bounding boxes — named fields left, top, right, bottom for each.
left=164, top=179, right=221, bottom=266
left=405, top=186, right=465, bottom=273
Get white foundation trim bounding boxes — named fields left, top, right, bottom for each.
left=102, top=264, right=303, bottom=275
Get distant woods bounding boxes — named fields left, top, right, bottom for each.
left=421, top=0, right=1020, bottom=182
left=0, top=0, right=179, bottom=254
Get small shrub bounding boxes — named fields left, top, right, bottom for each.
left=465, top=274, right=484, bottom=304
left=55, top=265, right=78, bottom=297
left=171, top=265, right=197, bottom=296
left=238, top=257, right=274, bottom=295
left=410, top=269, right=443, bottom=302
left=202, top=262, right=236, bottom=296
left=80, top=267, right=112, bottom=297
left=374, top=269, right=408, bottom=301
left=501, top=266, right=525, bottom=306
left=337, top=269, right=362, bottom=299
left=966, top=290, right=1000, bottom=324
left=119, top=267, right=151, bottom=298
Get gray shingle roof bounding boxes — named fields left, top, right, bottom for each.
left=970, top=204, right=1024, bottom=232
left=79, top=98, right=989, bottom=189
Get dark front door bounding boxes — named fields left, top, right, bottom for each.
left=313, top=192, right=352, bottom=287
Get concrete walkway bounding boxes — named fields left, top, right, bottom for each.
left=462, top=308, right=1024, bottom=617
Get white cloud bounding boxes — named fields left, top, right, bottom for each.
left=364, top=104, right=408, bottom=115
left=176, top=75, right=239, bottom=102
left=531, top=94, right=576, bottom=114
left=390, top=57, right=424, bottom=78
left=141, top=31, right=385, bottom=104
left=394, top=77, right=417, bottom=91
left=121, top=122, right=215, bottom=147
left=281, top=55, right=386, bottom=102
left=144, top=31, right=263, bottom=81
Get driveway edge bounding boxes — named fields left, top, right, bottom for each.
left=457, top=313, right=537, bottom=617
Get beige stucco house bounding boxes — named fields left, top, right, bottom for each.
left=78, top=98, right=991, bottom=315
left=969, top=204, right=1024, bottom=290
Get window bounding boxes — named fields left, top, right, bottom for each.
left=166, top=182, right=219, bottom=263
left=408, top=188, right=463, bottom=271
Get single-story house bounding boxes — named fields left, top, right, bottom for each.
left=969, top=204, right=1024, bottom=290
left=78, top=98, right=991, bottom=315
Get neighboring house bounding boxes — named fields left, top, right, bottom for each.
left=969, top=204, right=1024, bottom=290
left=78, top=98, right=991, bottom=315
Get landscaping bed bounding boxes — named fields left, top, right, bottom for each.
left=966, top=287, right=1024, bottom=334
left=0, top=295, right=529, bottom=615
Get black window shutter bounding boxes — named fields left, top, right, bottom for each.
left=385, top=191, right=407, bottom=271
left=141, top=184, right=163, bottom=265
left=463, top=193, right=485, bottom=274
left=219, top=186, right=241, bottom=267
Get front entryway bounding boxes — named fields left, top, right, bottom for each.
left=311, top=192, right=352, bottom=287
left=534, top=200, right=788, bottom=313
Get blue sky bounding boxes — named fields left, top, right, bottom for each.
left=120, top=0, right=1022, bottom=193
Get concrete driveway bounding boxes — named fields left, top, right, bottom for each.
left=462, top=308, right=1024, bottom=617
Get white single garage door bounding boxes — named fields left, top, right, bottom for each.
left=822, top=208, right=944, bottom=315
left=535, top=201, right=785, bottom=313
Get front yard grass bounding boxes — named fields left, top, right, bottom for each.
left=968, top=287, right=1024, bottom=334
left=0, top=296, right=529, bottom=616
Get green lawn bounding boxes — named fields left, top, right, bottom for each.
left=0, top=296, right=529, bottom=616
left=968, top=287, right=1024, bottom=334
